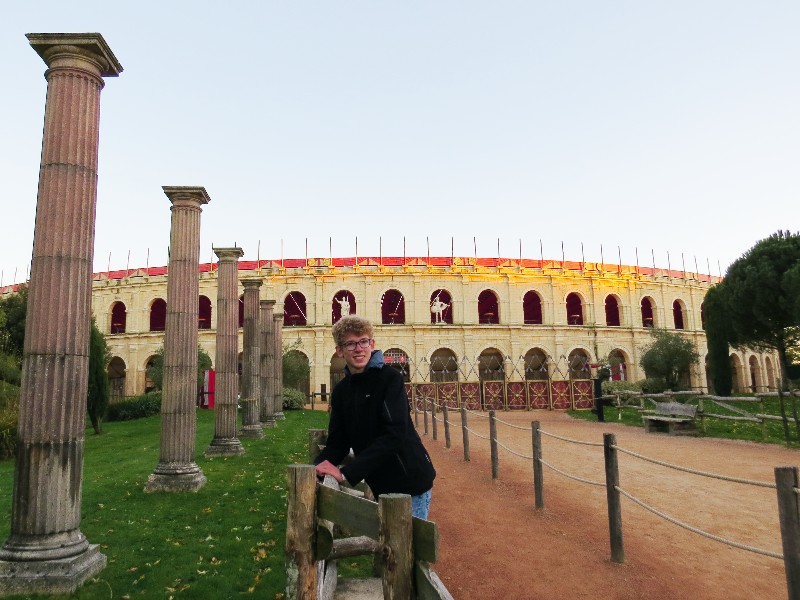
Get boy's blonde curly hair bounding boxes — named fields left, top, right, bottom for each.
left=332, top=315, right=374, bottom=347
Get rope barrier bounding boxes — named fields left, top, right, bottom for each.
left=464, top=426, right=490, bottom=441
left=539, top=429, right=604, bottom=447
left=492, top=437, right=533, bottom=460
left=540, top=458, right=605, bottom=487
left=493, top=416, right=533, bottom=431
left=464, top=408, right=491, bottom=419
left=616, top=486, right=783, bottom=560
left=612, top=445, right=776, bottom=489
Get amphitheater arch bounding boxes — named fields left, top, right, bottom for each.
left=765, top=356, right=776, bottom=391
left=285, top=349, right=310, bottom=396
left=478, top=347, right=505, bottom=382
left=567, top=347, right=592, bottom=379
left=238, top=293, right=245, bottom=328
left=330, top=352, right=347, bottom=389
left=523, top=347, right=549, bottom=380
left=199, top=295, right=212, bottom=329
left=604, top=294, right=621, bottom=327
left=607, top=348, right=628, bottom=381
left=149, top=298, right=166, bottom=332
left=523, top=291, right=543, bottom=325
left=381, top=288, right=405, bottom=324
left=672, top=299, right=686, bottom=330
left=332, top=290, right=357, bottom=323
left=429, top=347, right=460, bottom=382
left=384, top=347, right=411, bottom=381
left=429, top=289, right=453, bottom=324
left=110, top=300, right=127, bottom=334
left=108, top=356, right=126, bottom=401
left=144, top=353, right=159, bottom=393
left=478, top=289, right=500, bottom=324
left=730, top=353, right=745, bottom=393
left=565, top=292, right=584, bottom=325
left=284, top=291, right=307, bottom=326
left=748, top=355, right=762, bottom=393
left=640, top=296, right=656, bottom=328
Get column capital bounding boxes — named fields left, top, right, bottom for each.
left=273, top=313, right=284, bottom=322
left=162, top=186, right=211, bottom=207
left=260, top=299, right=276, bottom=308
left=242, top=278, right=263, bottom=290
left=27, top=32, right=123, bottom=77
left=213, top=247, right=244, bottom=262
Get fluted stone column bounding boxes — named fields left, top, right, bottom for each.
left=205, top=247, right=245, bottom=457
left=144, top=187, right=210, bottom=493
left=0, top=34, right=122, bottom=596
left=260, top=300, right=276, bottom=428
left=240, top=279, right=264, bottom=438
left=273, top=313, right=286, bottom=420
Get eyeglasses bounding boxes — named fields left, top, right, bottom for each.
left=340, top=338, right=372, bottom=352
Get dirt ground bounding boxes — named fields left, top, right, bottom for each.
left=419, top=409, right=795, bottom=600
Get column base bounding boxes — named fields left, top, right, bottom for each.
left=260, top=417, right=277, bottom=429
left=144, top=462, right=207, bottom=493
left=240, top=424, right=264, bottom=439
left=0, top=544, right=106, bottom=596
left=274, top=412, right=286, bottom=421
left=204, top=437, right=245, bottom=458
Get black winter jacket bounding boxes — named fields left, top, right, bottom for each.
left=314, top=351, right=435, bottom=497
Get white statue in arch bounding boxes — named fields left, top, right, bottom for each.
left=336, top=295, right=351, bottom=316
left=430, top=297, right=449, bottom=324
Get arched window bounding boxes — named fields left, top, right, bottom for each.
left=198, top=295, right=212, bottom=329
left=608, top=349, right=627, bottom=381
left=605, top=295, right=621, bottom=327
left=284, top=291, right=307, bottom=326
left=641, top=297, right=655, bottom=328
left=523, top=348, right=548, bottom=380
left=381, top=289, right=405, bottom=324
left=149, top=298, right=166, bottom=332
left=673, top=300, right=685, bottom=330
left=110, top=301, right=127, bottom=334
left=523, top=291, right=543, bottom=325
left=430, top=348, right=459, bottom=382
left=567, top=349, right=591, bottom=379
left=384, top=347, right=410, bottom=382
left=332, top=290, right=356, bottom=323
left=144, top=354, right=159, bottom=393
left=478, top=348, right=505, bottom=381
left=108, top=356, right=126, bottom=400
left=478, top=290, right=499, bottom=324
left=430, top=289, right=453, bottom=324
left=566, top=293, right=583, bottom=325
left=238, top=294, right=245, bottom=328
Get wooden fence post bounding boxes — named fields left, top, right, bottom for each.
left=286, top=464, right=318, bottom=599
left=603, top=433, right=625, bottom=563
left=379, top=494, right=414, bottom=600
left=461, top=406, right=470, bottom=462
left=431, top=399, right=438, bottom=441
left=532, top=421, right=544, bottom=510
left=443, top=403, right=451, bottom=449
left=490, top=410, right=499, bottom=480
left=775, top=466, right=800, bottom=600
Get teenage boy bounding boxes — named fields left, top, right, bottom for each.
left=314, top=316, right=436, bottom=519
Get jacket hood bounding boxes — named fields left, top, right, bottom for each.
left=344, top=349, right=385, bottom=375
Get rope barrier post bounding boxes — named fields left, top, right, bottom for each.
left=532, top=420, right=544, bottom=510
left=461, top=406, right=470, bottom=462
left=603, top=433, right=625, bottom=563
left=413, top=389, right=419, bottom=428
left=443, top=403, right=451, bottom=449
left=490, top=410, right=499, bottom=480
left=423, top=398, right=429, bottom=435
left=431, top=399, right=438, bottom=441
left=775, top=466, right=800, bottom=600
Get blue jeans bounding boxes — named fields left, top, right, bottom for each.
left=411, top=489, right=432, bottom=520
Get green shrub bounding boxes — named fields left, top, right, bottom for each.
left=0, top=353, right=20, bottom=386
left=638, top=377, right=669, bottom=394
left=0, top=382, right=19, bottom=459
left=106, top=392, right=162, bottom=422
left=601, top=380, right=642, bottom=395
left=282, top=387, right=306, bottom=410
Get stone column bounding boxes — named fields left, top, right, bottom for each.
left=240, top=279, right=264, bottom=438
left=205, top=247, right=245, bottom=457
left=260, top=300, right=276, bottom=428
left=144, top=186, right=210, bottom=493
left=0, top=33, right=122, bottom=596
left=273, top=313, right=286, bottom=420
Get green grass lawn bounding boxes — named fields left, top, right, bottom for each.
left=0, top=409, right=334, bottom=599
left=569, top=395, right=800, bottom=446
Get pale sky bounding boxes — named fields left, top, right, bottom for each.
left=1, top=1, right=798, bottom=286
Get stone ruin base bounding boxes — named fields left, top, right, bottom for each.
left=240, top=424, right=265, bottom=439
left=204, top=438, right=245, bottom=458
left=0, top=545, right=106, bottom=596
left=144, top=463, right=207, bottom=493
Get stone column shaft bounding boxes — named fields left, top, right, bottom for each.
left=205, top=247, right=245, bottom=456
left=240, top=279, right=264, bottom=438
left=0, top=33, right=122, bottom=596
left=144, top=187, right=209, bottom=493
left=260, top=300, right=276, bottom=427
left=273, top=313, right=285, bottom=420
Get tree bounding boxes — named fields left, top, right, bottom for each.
left=0, top=286, right=28, bottom=357
left=703, top=283, right=734, bottom=396
left=639, top=329, right=700, bottom=391
left=87, top=318, right=110, bottom=434
left=720, top=230, right=800, bottom=441
left=282, top=340, right=310, bottom=391
left=146, top=345, right=213, bottom=392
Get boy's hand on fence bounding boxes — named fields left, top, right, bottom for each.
left=315, top=460, right=344, bottom=483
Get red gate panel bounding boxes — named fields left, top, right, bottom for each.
left=550, top=380, right=571, bottom=409
left=571, top=379, right=594, bottom=409
left=459, top=382, right=481, bottom=410
left=527, top=380, right=550, bottom=409
left=437, top=382, right=459, bottom=409
left=506, top=381, right=527, bottom=410
left=413, top=383, right=436, bottom=411
left=483, top=381, right=505, bottom=410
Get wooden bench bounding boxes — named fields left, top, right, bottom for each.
left=642, top=401, right=698, bottom=435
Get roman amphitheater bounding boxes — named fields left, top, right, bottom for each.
left=80, top=254, right=779, bottom=404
